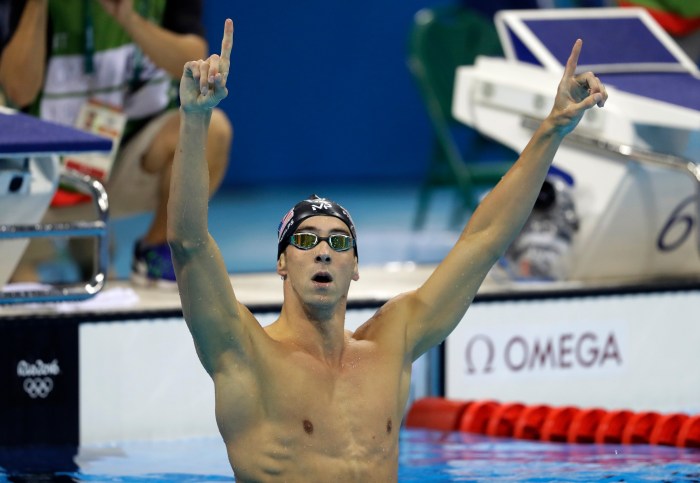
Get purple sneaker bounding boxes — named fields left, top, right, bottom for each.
left=131, top=240, right=178, bottom=289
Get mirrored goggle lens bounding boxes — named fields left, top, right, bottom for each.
left=290, top=233, right=318, bottom=249
left=328, top=235, right=354, bottom=251
left=290, top=233, right=354, bottom=252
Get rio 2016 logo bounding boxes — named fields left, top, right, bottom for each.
left=22, top=378, right=54, bottom=399
left=16, top=359, right=61, bottom=399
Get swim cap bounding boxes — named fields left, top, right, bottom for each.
left=277, top=194, right=358, bottom=259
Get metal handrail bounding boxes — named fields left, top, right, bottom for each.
left=0, top=169, right=110, bottom=304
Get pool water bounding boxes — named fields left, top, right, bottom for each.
left=1, top=429, right=699, bottom=482
left=399, top=430, right=700, bottom=482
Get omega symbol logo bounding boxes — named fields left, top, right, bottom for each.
left=463, top=331, right=622, bottom=375
left=465, top=335, right=495, bottom=374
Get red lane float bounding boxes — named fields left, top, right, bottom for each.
left=650, top=413, right=690, bottom=446
left=677, top=415, right=700, bottom=448
left=459, top=400, right=500, bottom=434
left=513, top=404, right=552, bottom=441
left=405, top=397, right=471, bottom=431
left=541, top=406, right=580, bottom=443
left=406, top=397, right=698, bottom=448
left=622, top=411, right=661, bottom=445
left=486, top=402, right=527, bottom=438
left=595, top=409, right=635, bottom=445
left=568, top=408, right=607, bottom=444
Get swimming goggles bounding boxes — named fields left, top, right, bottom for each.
left=289, top=232, right=355, bottom=252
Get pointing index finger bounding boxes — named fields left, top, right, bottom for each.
left=220, top=18, right=234, bottom=65
left=564, top=38, right=582, bottom=78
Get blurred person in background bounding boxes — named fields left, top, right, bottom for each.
left=0, top=0, right=232, bottom=287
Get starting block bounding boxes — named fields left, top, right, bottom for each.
left=452, top=7, right=700, bottom=282
left=0, top=108, right=113, bottom=303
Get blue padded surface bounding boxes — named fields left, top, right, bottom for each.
left=504, top=14, right=700, bottom=111
left=507, top=26, right=542, bottom=67
left=522, top=17, right=679, bottom=67
left=0, top=111, right=112, bottom=156
left=600, top=72, right=700, bottom=111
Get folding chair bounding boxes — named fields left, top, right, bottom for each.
left=407, top=5, right=516, bottom=229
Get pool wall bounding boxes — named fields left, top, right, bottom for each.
left=2, top=282, right=699, bottom=447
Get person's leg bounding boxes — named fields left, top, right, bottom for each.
left=139, top=108, right=232, bottom=246
left=128, top=108, right=232, bottom=287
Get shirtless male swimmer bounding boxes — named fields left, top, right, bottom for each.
left=168, top=18, right=608, bottom=482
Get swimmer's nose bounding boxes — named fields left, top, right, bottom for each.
left=314, top=237, right=332, bottom=263
left=314, top=237, right=333, bottom=264
left=315, top=253, right=331, bottom=263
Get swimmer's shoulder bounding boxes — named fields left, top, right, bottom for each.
left=351, top=292, right=414, bottom=341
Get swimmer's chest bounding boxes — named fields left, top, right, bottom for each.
left=258, top=341, right=404, bottom=438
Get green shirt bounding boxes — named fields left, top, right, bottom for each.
left=34, top=0, right=173, bottom=138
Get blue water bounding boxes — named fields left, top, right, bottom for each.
left=2, top=429, right=700, bottom=482
left=399, top=431, right=700, bottom=482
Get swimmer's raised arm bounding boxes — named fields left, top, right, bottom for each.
left=397, top=39, right=607, bottom=360
left=168, top=19, right=260, bottom=376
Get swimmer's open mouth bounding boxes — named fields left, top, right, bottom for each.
left=312, top=272, right=333, bottom=283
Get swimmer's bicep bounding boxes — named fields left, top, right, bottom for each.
left=353, top=292, right=436, bottom=362
left=405, top=239, right=496, bottom=358
left=172, top=235, right=260, bottom=370
left=188, top=304, right=262, bottom=376
left=171, top=233, right=237, bottom=308
left=183, top=298, right=262, bottom=376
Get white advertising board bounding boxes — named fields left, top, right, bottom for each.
left=78, top=307, right=384, bottom=444
left=445, top=291, right=700, bottom=414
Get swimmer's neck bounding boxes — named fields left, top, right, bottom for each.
left=269, top=302, right=351, bottom=364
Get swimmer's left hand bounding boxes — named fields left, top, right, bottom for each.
left=180, top=18, right=233, bottom=112
left=548, top=39, right=608, bottom=135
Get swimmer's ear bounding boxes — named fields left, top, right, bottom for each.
left=277, top=253, right=287, bottom=280
left=352, top=256, right=359, bottom=282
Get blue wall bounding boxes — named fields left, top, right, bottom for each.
left=202, top=2, right=449, bottom=188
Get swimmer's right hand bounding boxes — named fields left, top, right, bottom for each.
left=180, top=18, right=233, bottom=112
